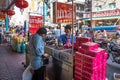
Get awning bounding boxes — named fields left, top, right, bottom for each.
left=84, top=26, right=118, bottom=30
left=83, top=16, right=120, bottom=21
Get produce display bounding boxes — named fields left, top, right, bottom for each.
left=10, top=34, right=28, bottom=54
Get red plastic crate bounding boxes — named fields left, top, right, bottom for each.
left=75, top=52, right=83, bottom=59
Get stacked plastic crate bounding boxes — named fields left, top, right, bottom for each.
left=74, top=37, right=108, bottom=80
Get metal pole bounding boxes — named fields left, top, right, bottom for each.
left=90, top=0, right=92, bottom=28
left=28, top=12, right=30, bottom=41
left=90, top=0, right=94, bottom=41
left=72, top=0, right=74, bottom=80
left=43, top=0, right=45, bottom=27
left=72, top=0, right=74, bottom=56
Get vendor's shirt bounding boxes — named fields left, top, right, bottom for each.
left=29, top=34, right=44, bottom=70
left=58, top=34, right=76, bottom=45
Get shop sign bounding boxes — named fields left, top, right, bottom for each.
left=53, top=2, right=76, bottom=23
left=0, top=14, right=5, bottom=20
left=85, top=9, right=120, bottom=18
left=29, top=15, right=43, bottom=28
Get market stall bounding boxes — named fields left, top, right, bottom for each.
left=10, top=34, right=27, bottom=54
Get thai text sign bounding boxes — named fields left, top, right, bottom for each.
left=29, top=15, right=43, bottom=28
left=85, top=9, right=120, bottom=18
left=53, top=2, right=76, bottom=23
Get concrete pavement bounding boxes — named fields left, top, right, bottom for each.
left=0, top=44, right=25, bottom=80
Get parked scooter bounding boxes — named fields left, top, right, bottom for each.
left=107, top=39, right=120, bottom=64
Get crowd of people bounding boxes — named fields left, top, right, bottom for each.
left=0, top=25, right=27, bottom=45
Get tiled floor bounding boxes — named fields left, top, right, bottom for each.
left=0, top=44, right=25, bottom=80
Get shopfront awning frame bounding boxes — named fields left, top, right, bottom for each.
left=83, top=15, right=120, bottom=21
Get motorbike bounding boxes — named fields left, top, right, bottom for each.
left=97, top=38, right=120, bottom=63
left=106, top=39, right=120, bottom=64
left=45, top=32, right=56, bottom=45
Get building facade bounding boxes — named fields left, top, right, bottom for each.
left=84, top=0, right=120, bottom=27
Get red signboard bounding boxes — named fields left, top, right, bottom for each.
left=85, top=9, right=120, bottom=18
left=29, top=15, right=43, bottom=34
left=29, top=15, right=43, bottom=28
left=53, top=2, right=76, bottom=23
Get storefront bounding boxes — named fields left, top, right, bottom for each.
left=83, top=9, right=120, bottom=27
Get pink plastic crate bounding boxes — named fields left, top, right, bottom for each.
left=81, top=42, right=99, bottom=50
left=76, top=37, right=81, bottom=44
left=103, top=52, right=108, bottom=60
left=75, top=62, right=82, bottom=69
left=74, top=70, right=82, bottom=77
left=82, top=75, right=95, bottom=80
left=74, top=74, right=81, bottom=80
left=74, top=76, right=81, bottom=80
left=78, top=47, right=87, bottom=54
left=88, top=48, right=106, bottom=58
left=82, top=66, right=99, bottom=74
left=79, top=37, right=92, bottom=43
left=74, top=43, right=79, bottom=50
left=83, top=54, right=98, bottom=65
left=75, top=52, right=83, bottom=59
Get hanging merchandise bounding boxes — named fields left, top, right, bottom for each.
left=15, top=0, right=29, bottom=14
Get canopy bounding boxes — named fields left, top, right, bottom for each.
left=84, top=26, right=118, bottom=30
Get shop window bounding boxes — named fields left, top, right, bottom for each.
left=109, top=3, right=116, bottom=9
left=96, top=5, right=102, bottom=11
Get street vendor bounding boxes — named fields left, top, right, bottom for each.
left=58, top=25, right=76, bottom=46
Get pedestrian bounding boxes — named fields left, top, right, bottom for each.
left=22, top=27, right=49, bottom=80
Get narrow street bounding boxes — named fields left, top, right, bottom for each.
left=0, top=43, right=25, bottom=80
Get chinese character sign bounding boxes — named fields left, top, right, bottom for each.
left=53, top=2, right=76, bottom=23
left=29, top=15, right=43, bottom=34
left=29, top=15, right=43, bottom=28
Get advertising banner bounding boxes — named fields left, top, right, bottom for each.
left=85, top=9, right=120, bottom=18
left=53, top=2, right=76, bottom=23
left=29, top=15, right=43, bottom=34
